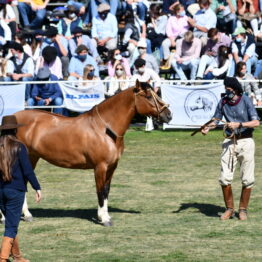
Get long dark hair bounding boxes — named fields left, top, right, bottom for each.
left=0, top=130, right=21, bottom=182
left=218, top=45, right=229, bottom=68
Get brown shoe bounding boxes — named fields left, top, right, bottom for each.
left=11, top=236, right=30, bottom=262
left=0, top=236, right=14, bottom=261
left=220, top=208, right=235, bottom=220
left=239, top=187, right=252, bottom=221
left=239, top=209, right=248, bottom=221
left=220, top=185, right=234, bottom=220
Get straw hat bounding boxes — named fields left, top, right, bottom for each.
left=0, top=115, right=24, bottom=130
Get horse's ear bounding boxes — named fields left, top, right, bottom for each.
left=133, top=79, right=141, bottom=93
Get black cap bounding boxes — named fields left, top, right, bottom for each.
left=72, top=27, right=83, bottom=35
left=45, top=26, right=58, bottom=37
left=8, top=41, right=23, bottom=52
left=224, top=77, right=243, bottom=95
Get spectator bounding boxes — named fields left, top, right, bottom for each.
left=107, top=48, right=131, bottom=77
left=131, top=58, right=161, bottom=92
left=90, top=0, right=119, bottom=20
left=162, top=3, right=190, bottom=65
left=41, top=27, right=69, bottom=79
left=0, top=14, right=11, bottom=46
left=235, top=61, right=262, bottom=105
left=5, top=42, right=34, bottom=100
left=122, top=9, right=146, bottom=65
left=188, top=0, right=217, bottom=43
left=27, top=67, right=64, bottom=115
left=68, top=44, right=99, bottom=81
left=196, top=28, right=231, bottom=79
left=105, top=63, right=131, bottom=96
left=0, top=0, right=16, bottom=39
left=237, top=0, right=260, bottom=37
left=230, top=27, right=257, bottom=76
left=210, top=0, right=237, bottom=35
left=18, top=0, right=49, bottom=29
left=68, top=27, right=99, bottom=60
left=146, top=4, right=167, bottom=53
left=31, top=29, right=45, bottom=62
left=91, top=3, right=118, bottom=52
left=35, top=46, right=63, bottom=80
left=171, top=30, right=201, bottom=80
left=82, top=64, right=100, bottom=84
left=15, top=31, right=32, bottom=57
left=163, top=0, right=178, bottom=14
left=125, top=0, right=149, bottom=22
left=203, top=45, right=231, bottom=79
left=57, top=5, right=82, bottom=40
left=137, top=40, right=159, bottom=73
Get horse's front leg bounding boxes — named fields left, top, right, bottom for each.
left=0, top=210, right=5, bottom=224
left=95, top=163, right=115, bottom=226
left=22, top=195, right=33, bottom=222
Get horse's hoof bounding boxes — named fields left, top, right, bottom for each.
left=22, top=216, right=33, bottom=222
left=103, top=220, right=113, bottom=227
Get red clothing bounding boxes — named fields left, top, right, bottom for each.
left=237, top=0, right=259, bottom=13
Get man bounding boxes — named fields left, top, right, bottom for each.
left=27, top=67, right=64, bottom=115
left=188, top=0, right=217, bottom=40
left=171, top=30, right=201, bottom=80
left=196, top=27, right=231, bottom=79
left=68, top=27, right=99, bottom=60
left=5, top=42, right=34, bottom=100
left=18, top=0, right=49, bottom=29
left=229, top=27, right=257, bottom=77
left=91, top=3, right=118, bottom=51
left=68, top=44, right=99, bottom=80
left=132, top=58, right=161, bottom=92
left=41, top=27, right=69, bottom=78
left=201, top=77, right=260, bottom=221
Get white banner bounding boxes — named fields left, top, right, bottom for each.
left=0, top=84, right=25, bottom=121
left=161, top=83, right=224, bottom=129
left=59, top=82, right=105, bottom=112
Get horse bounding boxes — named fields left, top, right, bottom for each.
left=190, top=96, right=213, bottom=112
left=12, top=81, right=172, bottom=226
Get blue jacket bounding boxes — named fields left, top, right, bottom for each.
left=32, top=74, right=62, bottom=101
left=0, top=143, right=41, bottom=192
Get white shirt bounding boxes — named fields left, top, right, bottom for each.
left=232, top=38, right=256, bottom=58
left=131, top=68, right=161, bottom=88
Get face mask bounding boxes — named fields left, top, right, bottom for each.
left=138, top=67, right=145, bottom=74
left=179, top=11, right=186, bottom=17
left=77, top=54, right=87, bottom=61
left=99, top=12, right=108, bottom=20
left=69, top=13, right=76, bottom=19
left=114, top=54, right=122, bottom=60
left=87, top=71, right=94, bottom=78
left=138, top=49, right=146, bottom=55
left=45, top=38, right=53, bottom=44
left=225, top=90, right=235, bottom=100
left=36, top=37, right=43, bottom=42
left=235, top=37, right=242, bottom=43
left=238, top=72, right=245, bottom=77
left=14, top=53, right=19, bottom=58
left=116, top=69, right=123, bottom=76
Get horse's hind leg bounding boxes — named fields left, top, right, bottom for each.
left=95, top=163, right=116, bottom=226
left=22, top=155, right=40, bottom=222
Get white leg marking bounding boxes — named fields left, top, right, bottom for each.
left=22, top=195, right=33, bottom=219
left=98, top=199, right=111, bottom=223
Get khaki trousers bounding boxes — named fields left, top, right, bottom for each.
left=219, top=138, right=255, bottom=188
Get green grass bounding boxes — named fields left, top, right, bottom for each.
left=2, top=127, right=262, bottom=262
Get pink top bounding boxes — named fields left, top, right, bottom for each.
left=166, top=15, right=190, bottom=39
left=107, top=57, right=131, bottom=77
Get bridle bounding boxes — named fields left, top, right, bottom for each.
left=134, top=88, right=169, bottom=119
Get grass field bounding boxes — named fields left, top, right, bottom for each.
left=2, top=126, right=262, bottom=262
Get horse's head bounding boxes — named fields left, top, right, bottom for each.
left=133, top=80, right=172, bottom=123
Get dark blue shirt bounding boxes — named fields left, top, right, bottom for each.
left=213, top=95, right=260, bottom=136
left=32, top=74, right=62, bottom=101
left=0, top=143, right=41, bottom=192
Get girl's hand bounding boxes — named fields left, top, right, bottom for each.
left=35, top=190, right=42, bottom=203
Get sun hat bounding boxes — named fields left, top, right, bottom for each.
left=233, top=27, right=246, bottom=36
left=36, top=67, right=51, bottom=80
left=97, top=3, right=110, bottom=13
left=0, top=115, right=24, bottom=130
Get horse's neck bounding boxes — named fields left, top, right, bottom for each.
left=95, top=88, right=135, bottom=136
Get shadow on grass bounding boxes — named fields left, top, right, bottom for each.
left=173, top=202, right=225, bottom=217
left=29, top=207, right=140, bottom=225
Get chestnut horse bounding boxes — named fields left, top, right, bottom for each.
left=14, top=81, right=172, bottom=226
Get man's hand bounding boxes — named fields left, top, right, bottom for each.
left=201, top=126, right=209, bottom=135
left=45, top=98, right=51, bottom=105
left=12, top=74, right=21, bottom=81
left=227, top=122, right=241, bottom=130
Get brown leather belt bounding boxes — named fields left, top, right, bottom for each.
left=234, top=134, right=253, bottom=140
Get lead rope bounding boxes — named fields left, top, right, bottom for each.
left=212, top=118, right=238, bottom=172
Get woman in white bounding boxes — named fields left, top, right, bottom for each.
left=81, top=64, right=100, bottom=88
left=105, top=64, right=131, bottom=96
left=0, top=0, right=15, bottom=39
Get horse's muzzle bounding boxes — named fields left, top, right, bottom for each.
left=159, top=107, right=172, bottom=123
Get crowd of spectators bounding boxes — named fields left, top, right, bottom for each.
left=1, top=0, right=262, bottom=111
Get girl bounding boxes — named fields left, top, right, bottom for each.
left=0, top=115, right=41, bottom=262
